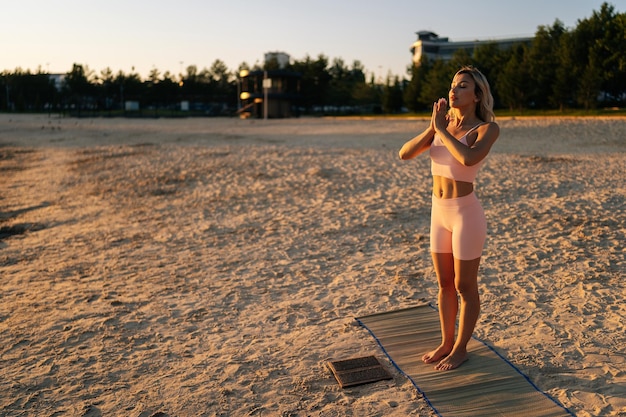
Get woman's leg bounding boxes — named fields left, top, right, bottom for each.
left=422, top=252, right=457, bottom=363
left=435, top=256, right=481, bottom=371
left=425, top=193, right=484, bottom=368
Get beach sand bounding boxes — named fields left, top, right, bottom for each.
left=1, top=114, right=624, bottom=416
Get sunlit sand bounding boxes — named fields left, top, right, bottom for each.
left=1, top=114, right=624, bottom=416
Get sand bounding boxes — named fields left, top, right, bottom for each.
left=0, top=114, right=624, bottom=416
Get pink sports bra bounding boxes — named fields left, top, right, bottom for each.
left=430, top=123, right=486, bottom=183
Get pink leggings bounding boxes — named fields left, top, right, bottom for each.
left=430, top=192, right=487, bottom=260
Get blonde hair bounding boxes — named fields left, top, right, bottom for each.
left=455, top=66, right=495, bottom=122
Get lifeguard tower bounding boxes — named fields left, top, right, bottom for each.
left=238, top=52, right=301, bottom=119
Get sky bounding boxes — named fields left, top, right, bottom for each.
left=2, top=0, right=623, bottom=80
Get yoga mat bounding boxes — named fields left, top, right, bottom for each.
left=356, top=305, right=574, bottom=417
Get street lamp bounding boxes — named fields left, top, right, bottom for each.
left=262, top=71, right=271, bottom=120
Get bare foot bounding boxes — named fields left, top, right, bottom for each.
left=435, top=351, right=469, bottom=371
left=422, top=345, right=451, bottom=364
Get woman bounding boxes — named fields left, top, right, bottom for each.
left=399, top=66, right=499, bottom=371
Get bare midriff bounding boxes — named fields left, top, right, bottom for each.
left=433, top=175, right=474, bottom=199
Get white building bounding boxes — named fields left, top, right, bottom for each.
left=264, top=52, right=290, bottom=69
left=410, top=31, right=533, bottom=65
left=48, top=73, right=66, bottom=91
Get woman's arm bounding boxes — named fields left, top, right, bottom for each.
left=432, top=98, right=499, bottom=166
left=399, top=102, right=439, bottom=160
left=435, top=123, right=500, bottom=166
left=398, top=126, right=436, bottom=160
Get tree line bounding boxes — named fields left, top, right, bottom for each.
left=1, top=2, right=623, bottom=116
left=405, top=2, right=626, bottom=113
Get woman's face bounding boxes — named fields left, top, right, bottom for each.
left=449, top=73, right=478, bottom=109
